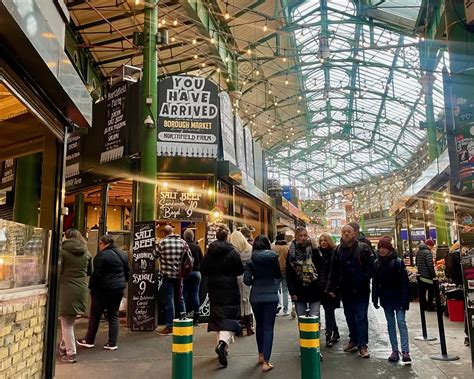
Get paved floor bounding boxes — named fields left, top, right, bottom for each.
left=54, top=305, right=473, bottom=378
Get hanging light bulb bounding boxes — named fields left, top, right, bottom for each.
left=192, top=38, right=197, bottom=45
left=194, top=54, right=198, bottom=59
left=173, top=19, right=178, bottom=26
left=283, top=57, right=287, bottom=62
left=255, top=69, right=260, bottom=75
left=263, top=20, right=268, bottom=32
left=247, top=48, right=251, bottom=55
left=224, top=2, right=230, bottom=20
left=285, top=76, right=289, bottom=85
left=211, top=35, right=215, bottom=44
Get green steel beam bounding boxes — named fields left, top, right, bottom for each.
left=370, top=34, right=404, bottom=144
left=180, top=0, right=238, bottom=90
left=138, top=1, right=158, bottom=222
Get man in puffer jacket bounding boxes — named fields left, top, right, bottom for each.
left=416, top=240, right=436, bottom=311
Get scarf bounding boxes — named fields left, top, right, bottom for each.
left=289, top=240, right=318, bottom=286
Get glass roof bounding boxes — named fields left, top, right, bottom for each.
left=267, top=0, right=445, bottom=193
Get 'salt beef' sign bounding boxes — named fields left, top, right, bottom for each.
left=157, top=76, right=219, bottom=158
left=158, top=187, right=205, bottom=221
left=131, top=221, right=156, bottom=331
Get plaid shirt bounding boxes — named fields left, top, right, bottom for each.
left=157, top=234, right=190, bottom=278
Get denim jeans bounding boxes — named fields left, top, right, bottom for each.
left=295, top=301, right=320, bottom=318
left=164, top=277, right=185, bottom=328
left=341, top=294, right=369, bottom=348
left=183, top=271, right=201, bottom=318
left=59, top=315, right=76, bottom=355
left=278, top=274, right=289, bottom=313
left=251, top=301, right=278, bottom=361
left=383, top=305, right=409, bottom=353
left=85, top=289, right=123, bottom=346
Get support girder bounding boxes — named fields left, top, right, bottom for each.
left=180, top=0, right=238, bottom=89
left=370, top=34, right=404, bottom=144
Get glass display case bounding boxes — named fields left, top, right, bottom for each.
left=0, top=219, right=50, bottom=290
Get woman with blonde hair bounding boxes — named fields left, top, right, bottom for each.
left=319, top=233, right=340, bottom=348
left=230, top=230, right=254, bottom=336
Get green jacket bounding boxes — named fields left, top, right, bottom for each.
left=58, top=238, right=93, bottom=316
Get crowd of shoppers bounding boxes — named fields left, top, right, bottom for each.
left=61, top=220, right=473, bottom=371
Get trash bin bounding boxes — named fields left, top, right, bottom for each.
left=446, top=299, right=464, bottom=322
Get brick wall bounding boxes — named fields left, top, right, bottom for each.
left=0, top=288, right=47, bottom=379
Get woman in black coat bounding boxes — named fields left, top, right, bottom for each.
left=244, top=235, right=280, bottom=372
left=372, top=236, right=411, bottom=364
left=319, top=233, right=340, bottom=348
left=201, top=225, right=244, bottom=368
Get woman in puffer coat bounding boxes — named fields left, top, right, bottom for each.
left=244, top=235, right=280, bottom=372
left=201, top=224, right=244, bottom=368
left=58, top=229, right=93, bottom=363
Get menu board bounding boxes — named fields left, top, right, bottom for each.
left=158, top=187, right=205, bottom=221
left=219, top=92, right=236, bottom=165
left=130, top=221, right=156, bottom=331
left=0, top=159, right=15, bottom=192
left=235, top=115, right=246, bottom=176
left=101, top=82, right=127, bottom=163
left=244, top=126, right=255, bottom=185
left=65, top=135, right=82, bottom=190
left=157, top=76, right=219, bottom=157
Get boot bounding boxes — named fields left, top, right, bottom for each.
left=331, top=327, right=340, bottom=344
left=215, top=340, right=228, bottom=367
left=325, top=332, right=333, bottom=348
left=193, top=313, right=200, bottom=327
left=245, top=315, right=255, bottom=336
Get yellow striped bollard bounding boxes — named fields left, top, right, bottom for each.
left=298, top=315, right=321, bottom=379
left=172, top=318, right=193, bottom=379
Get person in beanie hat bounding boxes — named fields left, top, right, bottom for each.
left=372, top=236, right=411, bottom=364
left=416, top=239, right=436, bottom=311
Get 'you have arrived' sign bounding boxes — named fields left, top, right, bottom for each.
left=157, top=76, right=219, bottom=158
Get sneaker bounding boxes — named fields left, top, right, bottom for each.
left=402, top=352, right=412, bottom=364
left=388, top=351, right=400, bottom=362
left=76, top=339, right=94, bottom=348
left=156, top=326, right=173, bottom=335
left=103, top=343, right=118, bottom=351
left=275, top=306, right=282, bottom=315
left=61, top=354, right=77, bottom=363
left=215, top=340, right=228, bottom=367
left=358, top=346, right=370, bottom=358
left=343, top=341, right=357, bottom=352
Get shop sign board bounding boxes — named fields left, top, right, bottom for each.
left=158, top=187, right=206, bottom=221
left=235, top=115, right=246, bottom=177
left=157, top=76, right=219, bottom=158
left=101, top=82, right=127, bottom=163
left=131, top=221, right=156, bottom=331
left=461, top=249, right=474, bottom=363
left=0, top=159, right=15, bottom=192
left=456, top=124, right=474, bottom=193
left=244, top=126, right=255, bottom=185
left=65, top=135, right=82, bottom=189
left=219, top=92, right=236, bottom=165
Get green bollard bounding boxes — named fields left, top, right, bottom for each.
left=299, top=315, right=321, bottom=379
left=172, top=318, right=193, bottom=379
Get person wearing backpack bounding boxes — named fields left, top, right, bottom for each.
left=156, top=225, right=191, bottom=335
left=372, top=236, right=411, bottom=364
left=328, top=224, right=374, bottom=358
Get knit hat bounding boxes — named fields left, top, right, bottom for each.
left=377, top=236, right=393, bottom=250
left=425, top=239, right=435, bottom=247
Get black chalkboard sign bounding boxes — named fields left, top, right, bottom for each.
left=131, top=221, right=156, bottom=331
left=157, top=187, right=206, bottom=221
left=101, top=82, right=127, bottom=164
left=0, top=159, right=15, bottom=192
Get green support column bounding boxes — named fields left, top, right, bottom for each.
left=13, top=153, right=42, bottom=226
left=419, top=40, right=448, bottom=246
left=74, top=193, right=85, bottom=234
left=138, top=1, right=158, bottom=222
